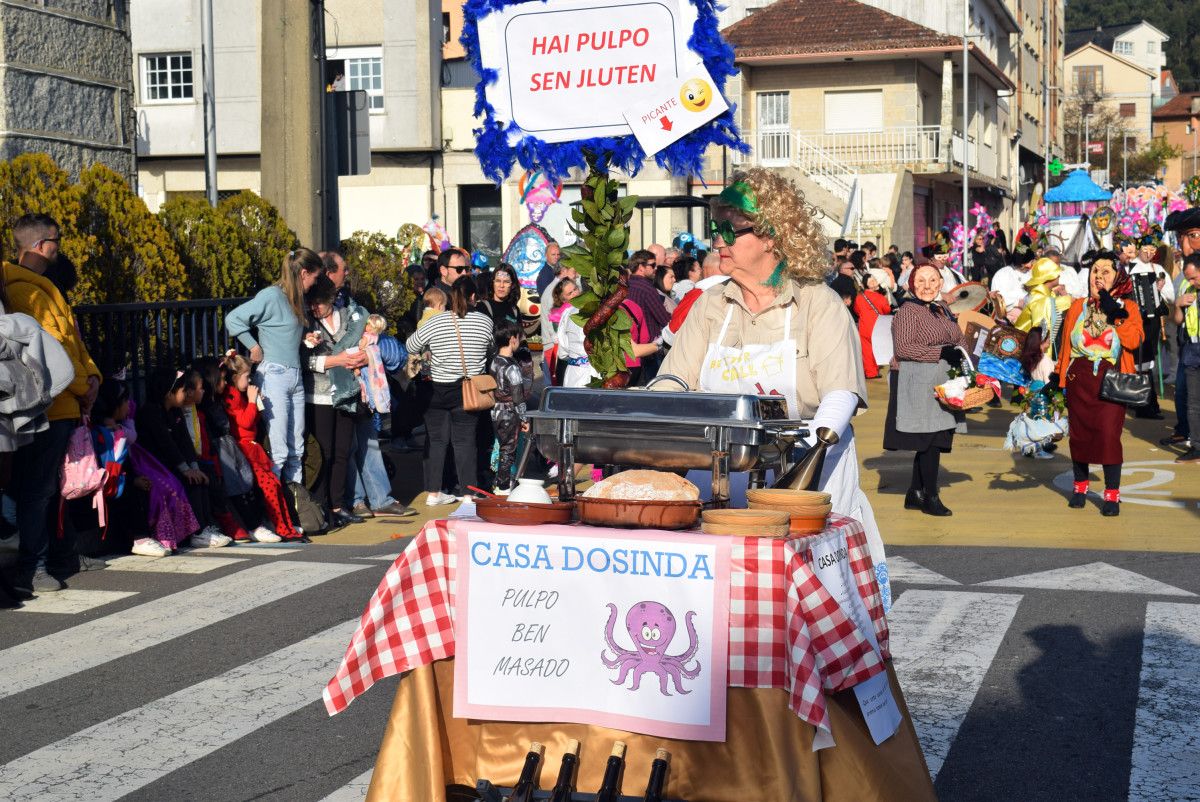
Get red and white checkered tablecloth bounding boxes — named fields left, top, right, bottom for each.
left=323, top=515, right=889, bottom=738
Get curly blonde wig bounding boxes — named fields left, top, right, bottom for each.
left=711, top=168, right=831, bottom=284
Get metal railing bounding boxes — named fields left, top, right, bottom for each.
left=75, top=297, right=250, bottom=399
left=793, top=126, right=943, bottom=168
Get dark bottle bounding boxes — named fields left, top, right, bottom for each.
left=548, top=738, right=581, bottom=802
left=773, top=426, right=839, bottom=490
left=594, top=740, right=627, bottom=802
left=642, top=748, right=671, bottom=802
left=507, top=741, right=544, bottom=802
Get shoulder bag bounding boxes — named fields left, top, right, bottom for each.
left=1099, top=368, right=1150, bottom=407
left=453, top=315, right=496, bottom=411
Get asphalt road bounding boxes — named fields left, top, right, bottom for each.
left=2, top=534, right=1198, bottom=801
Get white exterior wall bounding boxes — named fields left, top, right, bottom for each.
left=1111, top=23, right=1169, bottom=98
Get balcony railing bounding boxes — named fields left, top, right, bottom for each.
left=737, top=126, right=945, bottom=171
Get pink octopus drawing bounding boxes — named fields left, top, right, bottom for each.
left=601, top=601, right=701, bottom=696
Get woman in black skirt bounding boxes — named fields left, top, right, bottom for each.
left=884, top=262, right=966, bottom=516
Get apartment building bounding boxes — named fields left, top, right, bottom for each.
left=1152, top=93, right=1200, bottom=187
left=0, top=0, right=135, bottom=179
left=1065, top=21, right=1169, bottom=102
left=722, top=0, right=1018, bottom=251
left=1064, top=43, right=1156, bottom=147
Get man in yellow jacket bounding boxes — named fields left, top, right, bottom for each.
left=4, top=213, right=100, bottom=597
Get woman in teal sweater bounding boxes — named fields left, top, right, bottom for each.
left=225, top=248, right=323, bottom=485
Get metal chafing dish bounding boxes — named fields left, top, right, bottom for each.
left=523, top=377, right=809, bottom=506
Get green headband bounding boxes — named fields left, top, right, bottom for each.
left=719, top=180, right=760, bottom=216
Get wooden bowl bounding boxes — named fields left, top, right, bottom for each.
left=576, top=497, right=702, bottom=530
left=701, top=521, right=790, bottom=537
left=474, top=497, right=575, bottom=526
left=702, top=509, right=791, bottom=528
left=747, top=488, right=832, bottom=505
left=747, top=499, right=834, bottom=517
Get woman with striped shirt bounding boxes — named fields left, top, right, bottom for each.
left=405, top=276, right=494, bottom=505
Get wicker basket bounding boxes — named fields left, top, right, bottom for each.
left=936, top=384, right=995, bottom=410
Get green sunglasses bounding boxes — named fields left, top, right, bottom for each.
left=709, top=219, right=756, bottom=245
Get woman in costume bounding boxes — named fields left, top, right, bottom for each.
left=1055, top=250, right=1144, bottom=516
left=883, top=263, right=966, bottom=516
left=659, top=169, right=890, bottom=607
left=1006, top=258, right=1073, bottom=458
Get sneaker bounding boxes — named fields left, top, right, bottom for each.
left=250, top=526, right=282, bottom=543
left=1160, top=434, right=1189, bottom=447
left=426, top=492, right=459, bottom=506
left=30, top=568, right=65, bottom=594
left=372, top=502, right=419, bottom=517
left=351, top=503, right=376, bottom=519
left=1033, top=448, right=1054, bottom=460
left=1175, top=449, right=1200, bottom=464
left=191, top=527, right=233, bottom=548
left=131, top=538, right=171, bottom=558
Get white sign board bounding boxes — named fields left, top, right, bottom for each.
left=453, top=522, right=731, bottom=740
left=808, top=528, right=902, bottom=747
left=475, top=0, right=695, bottom=142
left=622, top=62, right=729, bottom=156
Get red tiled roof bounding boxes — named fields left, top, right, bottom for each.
left=1153, top=92, right=1200, bottom=120
left=722, top=0, right=961, bottom=59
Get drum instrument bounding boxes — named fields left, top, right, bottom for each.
left=946, top=282, right=992, bottom=315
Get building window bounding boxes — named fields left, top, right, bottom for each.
left=755, top=91, right=790, bottom=164
left=347, top=57, right=384, bottom=111
left=824, top=89, right=883, bottom=133
left=141, top=53, right=194, bottom=102
left=327, top=47, right=385, bottom=113
left=1119, top=103, right=1136, bottom=118
left=1072, top=66, right=1103, bottom=96
left=1147, top=41, right=1157, bottom=54
left=1114, top=41, right=1133, bottom=56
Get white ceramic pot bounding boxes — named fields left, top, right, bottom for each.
left=506, top=477, right=553, bottom=505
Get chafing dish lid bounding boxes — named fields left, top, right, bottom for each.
left=532, top=386, right=797, bottom=425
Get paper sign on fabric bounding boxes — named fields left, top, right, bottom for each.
left=808, top=529, right=903, bottom=746
left=621, top=62, right=729, bottom=156
left=475, top=0, right=691, bottom=143
left=453, top=522, right=731, bottom=741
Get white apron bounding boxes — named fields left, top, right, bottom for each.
left=693, top=305, right=892, bottom=610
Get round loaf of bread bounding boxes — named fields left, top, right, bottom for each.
left=582, top=470, right=700, bottom=502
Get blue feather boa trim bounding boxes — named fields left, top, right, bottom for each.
left=461, top=0, right=749, bottom=183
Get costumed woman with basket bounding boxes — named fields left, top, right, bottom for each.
left=884, top=262, right=971, bottom=516
left=1005, top=257, right=1074, bottom=458
left=1055, top=250, right=1145, bottom=517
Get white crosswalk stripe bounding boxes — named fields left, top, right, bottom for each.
left=888, top=589, right=1024, bottom=780
left=0, top=619, right=358, bottom=801
left=1128, top=602, right=1200, bottom=802
left=13, top=589, right=137, bottom=614
left=0, top=560, right=365, bottom=701
left=104, top=555, right=248, bottom=573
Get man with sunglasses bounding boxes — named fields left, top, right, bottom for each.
left=433, top=249, right=469, bottom=296
left=3, top=213, right=101, bottom=597
left=625, top=249, right=672, bottom=344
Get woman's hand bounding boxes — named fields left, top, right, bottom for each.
left=327, top=351, right=369, bottom=369
left=246, top=385, right=260, bottom=405
left=183, top=468, right=208, bottom=485
left=303, top=332, right=321, bottom=349
left=249, top=345, right=264, bottom=364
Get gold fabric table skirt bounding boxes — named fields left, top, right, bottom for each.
left=365, top=658, right=935, bottom=802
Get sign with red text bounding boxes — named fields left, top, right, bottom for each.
left=474, top=0, right=693, bottom=142
left=452, top=521, right=731, bottom=740
left=622, top=62, right=729, bottom=156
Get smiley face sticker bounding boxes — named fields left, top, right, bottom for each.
left=679, top=78, right=712, bottom=112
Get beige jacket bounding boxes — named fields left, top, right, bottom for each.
left=659, top=279, right=867, bottom=418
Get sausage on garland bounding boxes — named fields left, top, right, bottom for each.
left=583, top=278, right=628, bottom=335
